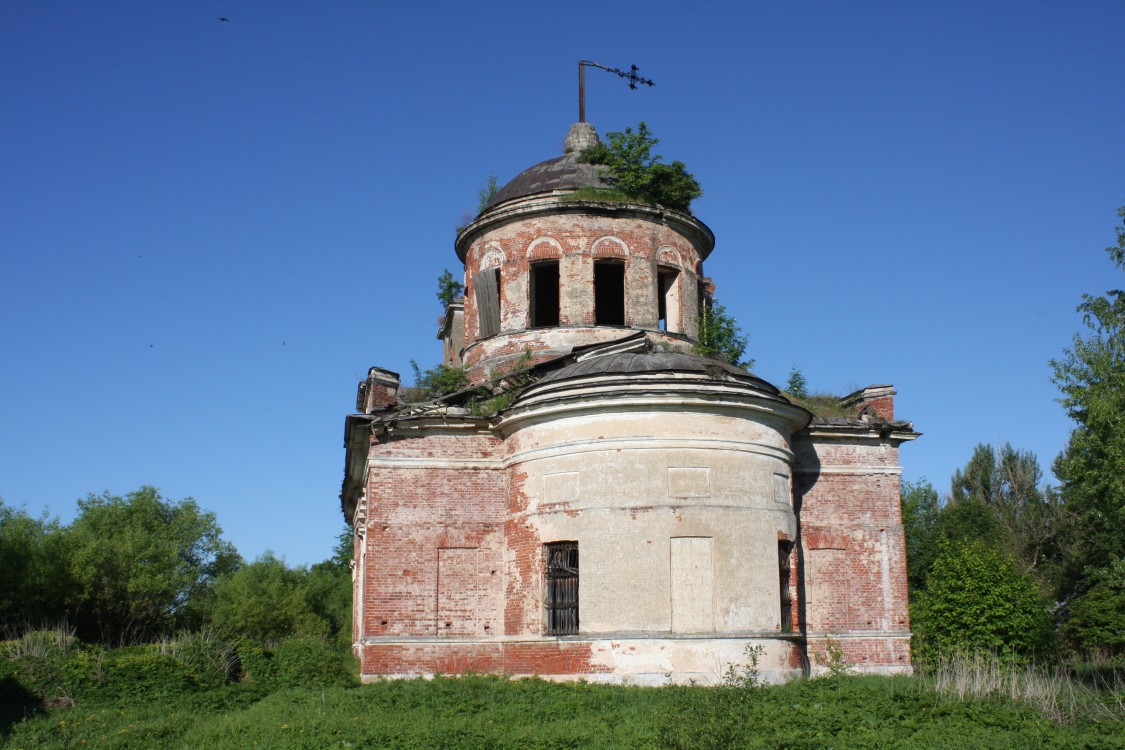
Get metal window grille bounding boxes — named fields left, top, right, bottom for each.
left=545, top=541, right=579, bottom=635
left=778, top=541, right=794, bottom=632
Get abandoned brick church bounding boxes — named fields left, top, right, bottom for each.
left=341, top=122, right=918, bottom=683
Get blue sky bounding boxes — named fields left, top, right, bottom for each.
left=2, top=1, right=1123, bottom=566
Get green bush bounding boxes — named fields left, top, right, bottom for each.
left=233, top=636, right=356, bottom=692
left=89, top=646, right=199, bottom=701
left=578, top=122, right=702, bottom=211
left=912, top=540, right=1054, bottom=666
left=271, top=636, right=356, bottom=689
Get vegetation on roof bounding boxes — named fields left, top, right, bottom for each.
left=785, top=392, right=857, bottom=419
left=578, top=122, right=702, bottom=212
left=694, top=299, right=752, bottom=369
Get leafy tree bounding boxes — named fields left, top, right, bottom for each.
left=208, top=552, right=327, bottom=644
left=0, top=500, right=72, bottom=627
left=436, top=269, right=465, bottom=308
left=951, top=443, right=1059, bottom=578
left=579, top=122, right=702, bottom=211
left=304, top=527, right=354, bottom=645
left=1050, top=208, right=1125, bottom=596
left=694, top=300, right=752, bottom=369
left=899, top=479, right=940, bottom=592
left=911, top=539, right=1054, bottom=665
left=66, top=487, right=239, bottom=644
left=1062, top=557, right=1125, bottom=656
left=785, top=367, right=808, bottom=399
left=1048, top=207, right=1125, bottom=654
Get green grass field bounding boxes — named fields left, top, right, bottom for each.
left=3, top=672, right=1122, bottom=750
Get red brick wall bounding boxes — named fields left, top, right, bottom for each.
left=360, top=428, right=507, bottom=651
left=793, top=422, right=912, bottom=664
left=459, top=212, right=704, bottom=377
left=360, top=641, right=610, bottom=677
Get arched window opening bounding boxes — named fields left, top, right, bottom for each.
left=594, top=260, right=625, bottom=326
left=530, top=261, right=560, bottom=328
left=658, top=267, right=681, bottom=333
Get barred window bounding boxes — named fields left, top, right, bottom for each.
left=545, top=541, right=579, bottom=635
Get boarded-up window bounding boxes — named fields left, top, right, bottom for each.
left=530, top=261, right=560, bottom=327
left=671, top=537, right=713, bottom=632
left=475, top=267, right=501, bottom=338
left=807, top=548, right=848, bottom=631
left=778, top=541, right=794, bottom=632
left=594, top=260, right=625, bottom=325
left=545, top=542, right=578, bottom=635
left=437, top=548, right=481, bottom=636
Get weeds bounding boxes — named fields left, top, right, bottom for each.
left=815, top=637, right=855, bottom=678
left=930, top=651, right=1125, bottom=724
left=722, top=643, right=764, bottom=689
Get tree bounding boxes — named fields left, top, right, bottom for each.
left=950, top=443, right=1059, bottom=578
left=304, top=526, right=354, bottom=645
left=1062, top=557, right=1125, bottom=657
left=1049, top=206, right=1125, bottom=653
left=694, top=300, right=753, bottom=369
left=208, top=552, right=327, bottom=644
left=785, top=367, right=808, bottom=399
left=0, top=500, right=72, bottom=628
left=899, top=479, right=940, bottom=592
left=911, top=539, right=1054, bottom=665
left=578, top=122, right=702, bottom=211
left=66, top=487, right=239, bottom=644
left=436, top=269, right=464, bottom=308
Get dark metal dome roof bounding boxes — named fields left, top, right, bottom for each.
left=488, top=152, right=614, bottom=209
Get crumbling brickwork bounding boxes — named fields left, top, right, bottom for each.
left=341, top=123, right=917, bottom=683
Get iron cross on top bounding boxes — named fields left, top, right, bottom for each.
left=578, top=60, right=655, bottom=123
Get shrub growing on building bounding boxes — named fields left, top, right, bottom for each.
left=579, top=122, right=702, bottom=211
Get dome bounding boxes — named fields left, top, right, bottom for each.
left=535, top=349, right=780, bottom=395
left=487, top=123, right=613, bottom=209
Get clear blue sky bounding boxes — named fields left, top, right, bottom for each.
left=2, top=2, right=1123, bottom=566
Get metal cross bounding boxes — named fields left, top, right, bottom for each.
left=578, top=60, right=655, bottom=123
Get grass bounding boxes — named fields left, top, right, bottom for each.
left=786, top=391, right=857, bottom=419
left=4, top=670, right=1122, bottom=749
left=929, top=652, right=1125, bottom=724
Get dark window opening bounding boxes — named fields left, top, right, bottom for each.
left=545, top=541, right=579, bottom=635
left=594, top=260, right=625, bottom=326
left=475, top=267, right=501, bottom=338
left=658, top=268, right=679, bottom=333
left=778, top=541, right=794, bottom=632
left=530, top=261, right=560, bottom=328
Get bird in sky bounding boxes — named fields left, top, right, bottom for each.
left=218, top=17, right=229, bottom=23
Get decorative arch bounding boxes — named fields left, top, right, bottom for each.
left=590, top=236, right=628, bottom=258
left=527, top=237, right=564, bottom=260
left=656, top=246, right=685, bottom=269
left=479, top=245, right=504, bottom=272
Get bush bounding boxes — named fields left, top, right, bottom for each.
left=578, top=122, right=702, bottom=211
left=408, top=361, right=469, bottom=400
left=235, top=636, right=356, bottom=692
left=912, top=540, right=1054, bottom=666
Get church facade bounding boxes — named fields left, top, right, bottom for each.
left=341, top=123, right=918, bottom=684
